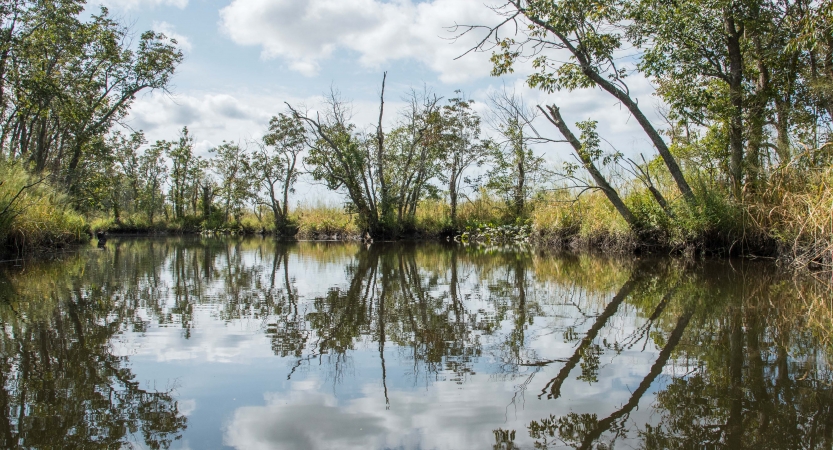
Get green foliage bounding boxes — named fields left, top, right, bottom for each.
left=254, top=113, right=305, bottom=234
left=440, top=94, right=491, bottom=225
left=167, top=127, right=199, bottom=220
left=0, top=1, right=182, bottom=194
left=0, top=160, right=88, bottom=250
left=139, top=140, right=168, bottom=224
left=486, top=89, right=547, bottom=219
left=298, top=84, right=446, bottom=236
left=211, top=140, right=253, bottom=223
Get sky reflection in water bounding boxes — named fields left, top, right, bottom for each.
left=0, top=237, right=831, bottom=449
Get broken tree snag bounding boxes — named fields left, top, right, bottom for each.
left=538, top=104, right=639, bottom=229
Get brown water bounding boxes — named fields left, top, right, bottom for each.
left=0, top=237, right=831, bottom=449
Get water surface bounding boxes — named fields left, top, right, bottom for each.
left=1, top=237, right=831, bottom=449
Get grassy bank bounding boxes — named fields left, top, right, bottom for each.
left=88, top=174, right=832, bottom=269
left=78, top=165, right=832, bottom=270
left=0, top=161, right=89, bottom=254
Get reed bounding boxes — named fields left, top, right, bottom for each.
left=0, top=161, right=89, bottom=252
left=293, top=201, right=360, bottom=239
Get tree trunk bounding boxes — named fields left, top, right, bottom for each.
left=525, top=14, right=696, bottom=204
left=515, top=134, right=525, bottom=217
left=541, top=105, right=639, bottom=229
left=725, top=8, right=745, bottom=196
left=449, top=164, right=458, bottom=225
left=201, top=184, right=211, bottom=219
left=774, top=99, right=792, bottom=163
left=745, top=30, right=770, bottom=192
left=376, top=72, right=391, bottom=224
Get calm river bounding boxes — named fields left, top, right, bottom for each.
left=0, top=237, right=831, bottom=449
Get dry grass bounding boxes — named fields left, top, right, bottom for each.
left=0, top=162, right=89, bottom=252
left=748, top=163, right=833, bottom=268
left=294, top=201, right=360, bottom=239
left=530, top=189, right=634, bottom=249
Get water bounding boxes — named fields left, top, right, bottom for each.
left=0, top=237, right=831, bottom=449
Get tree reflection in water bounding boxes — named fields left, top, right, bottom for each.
left=0, top=237, right=831, bottom=449
left=522, top=264, right=833, bottom=450
left=0, top=259, right=187, bottom=449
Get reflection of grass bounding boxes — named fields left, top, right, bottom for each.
left=798, top=276, right=833, bottom=358
left=0, top=252, right=88, bottom=321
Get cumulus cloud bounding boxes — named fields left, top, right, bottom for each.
left=95, top=0, right=187, bottom=10
left=123, top=89, right=412, bottom=156
left=152, top=21, right=193, bottom=52
left=219, top=0, right=501, bottom=82
left=124, top=91, right=270, bottom=153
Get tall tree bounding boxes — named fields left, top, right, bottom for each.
left=459, top=0, right=695, bottom=204
left=253, top=112, right=305, bottom=233
left=211, top=140, right=252, bottom=223
left=629, top=0, right=831, bottom=192
left=439, top=94, right=491, bottom=225
left=0, top=1, right=181, bottom=194
left=385, top=87, right=443, bottom=225
left=292, top=76, right=443, bottom=236
left=291, top=89, right=381, bottom=233
left=167, top=127, right=195, bottom=221
left=139, top=140, right=168, bottom=224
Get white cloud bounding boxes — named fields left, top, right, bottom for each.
left=152, top=21, right=193, bottom=52
left=218, top=0, right=501, bottom=82
left=124, top=89, right=410, bottom=154
left=95, top=0, right=187, bottom=10
left=125, top=91, right=272, bottom=154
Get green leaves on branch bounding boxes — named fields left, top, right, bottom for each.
left=0, top=0, right=182, bottom=198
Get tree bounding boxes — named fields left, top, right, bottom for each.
left=629, top=0, right=832, bottom=193
left=0, top=1, right=182, bottom=194
left=291, top=89, right=381, bottom=233
left=486, top=87, right=546, bottom=218
left=139, top=140, right=168, bottom=224
left=439, top=93, right=491, bottom=225
left=167, top=127, right=196, bottom=221
left=540, top=105, right=639, bottom=227
left=457, top=0, right=695, bottom=205
left=113, top=131, right=146, bottom=217
left=387, top=87, right=444, bottom=225
left=292, top=75, right=443, bottom=236
left=211, top=140, right=252, bottom=223
left=253, top=113, right=305, bottom=233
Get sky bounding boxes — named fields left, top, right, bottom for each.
left=92, top=0, right=666, bottom=201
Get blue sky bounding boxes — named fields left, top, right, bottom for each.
left=93, top=0, right=665, bottom=201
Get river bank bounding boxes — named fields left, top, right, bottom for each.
left=2, top=164, right=830, bottom=272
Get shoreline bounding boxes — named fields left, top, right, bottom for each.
left=4, top=230, right=828, bottom=275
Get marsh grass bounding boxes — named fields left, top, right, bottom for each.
left=294, top=201, right=360, bottom=239
left=78, top=154, right=831, bottom=266
left=748, top=165, right=833, bottom=268
left=0, top=161, right=88, bottom=252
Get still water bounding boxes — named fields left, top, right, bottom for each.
left=0, top=237, right=831, bottom=449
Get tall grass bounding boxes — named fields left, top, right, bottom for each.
left=294, top=200, right=360, bottom=239
left=748, top=164, right=833, bottom=268
left=531, top=189, right=633, bottom=249
left=0, top=161, right=89, bottom=252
